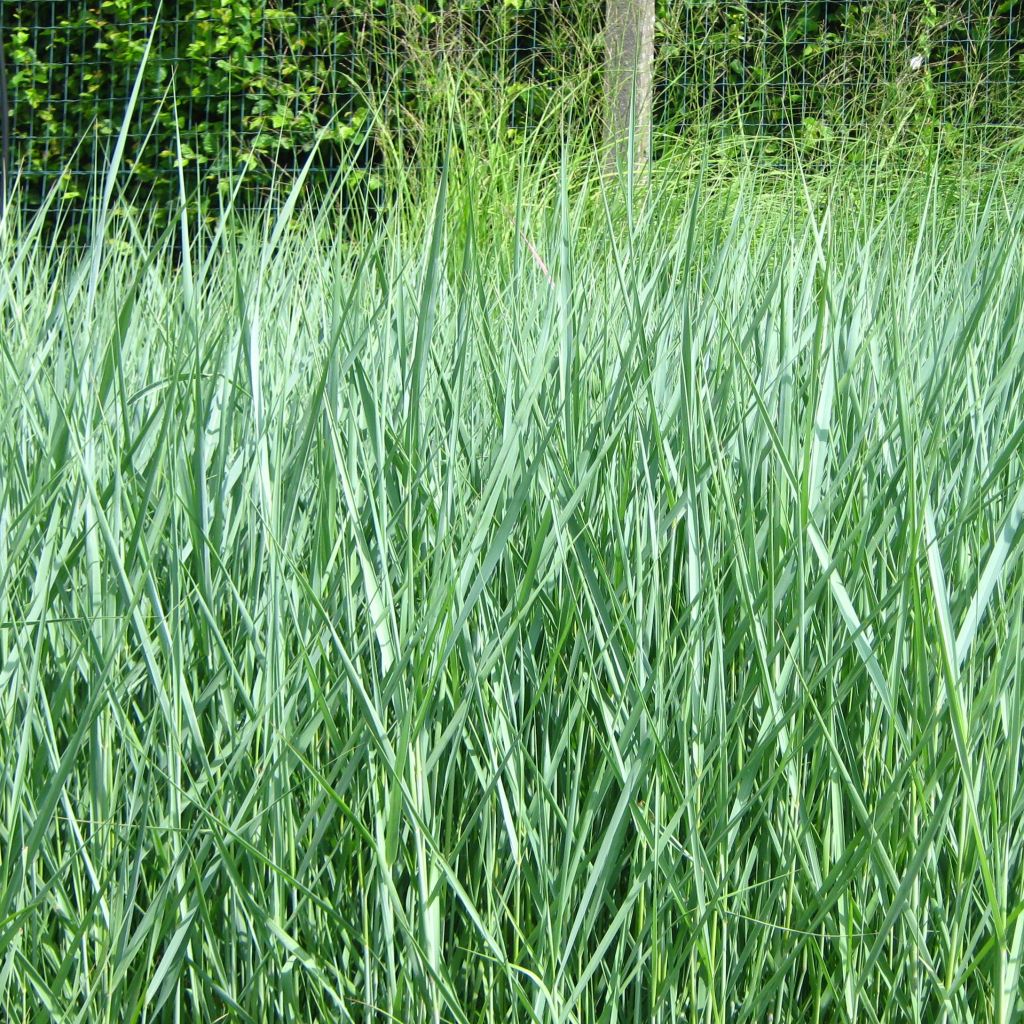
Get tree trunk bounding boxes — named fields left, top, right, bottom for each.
left=603, top=0, right=655, bottom=177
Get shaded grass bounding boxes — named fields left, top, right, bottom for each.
left=0, top=156, right=1023, bottom=1022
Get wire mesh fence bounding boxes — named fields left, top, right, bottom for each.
left=1, top=1, right=1022, bottom=216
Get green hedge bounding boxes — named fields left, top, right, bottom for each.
left=3, top=1, right=1022, bottom=216
left=7, top=1, right=407, bottom=206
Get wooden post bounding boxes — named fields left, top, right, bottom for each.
left=603, top=0, right=655, bottom=176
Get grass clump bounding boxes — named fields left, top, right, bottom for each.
left=0, top=159, right=1023, bottom=1022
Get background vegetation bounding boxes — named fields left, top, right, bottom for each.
left=3, top=0, right=1023, bottom=217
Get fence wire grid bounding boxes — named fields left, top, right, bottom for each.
left=1, top=1, right=1023, bottom=213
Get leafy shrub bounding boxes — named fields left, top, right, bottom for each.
left=654, top=1, right=1024, bottom=155
left=6, top=1, right=409, bottom=211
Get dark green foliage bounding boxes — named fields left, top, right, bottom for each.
left=5, top=1, right=404, bottom=210
left=2, top=1, right=1021, bottom=217
left=654, top=1, right=1024, bottom=155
